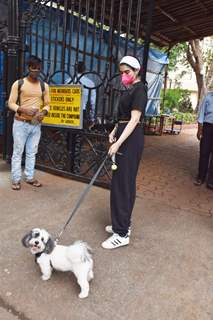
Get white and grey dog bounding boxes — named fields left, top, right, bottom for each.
left=22, top=228, right=94, bottom=298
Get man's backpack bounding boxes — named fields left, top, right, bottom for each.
left=16, top=78, right=45, bottom=106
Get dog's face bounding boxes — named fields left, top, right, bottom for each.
left=22, top=228, right=55, bottom=255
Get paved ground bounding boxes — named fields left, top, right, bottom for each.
left=0, top=126, right=213, bottom=320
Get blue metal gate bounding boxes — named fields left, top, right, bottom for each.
left=2, top=0, right=155, bottom=187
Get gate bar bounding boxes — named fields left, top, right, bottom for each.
left=90, top=0, right=97, bottom=70
left=124, top=0, right=133, bottom=55
left=61, top=0, right=68, bottom=83
left=133, top=0, right=143, bottom=56
left=142, top=0, right=155, bottom=83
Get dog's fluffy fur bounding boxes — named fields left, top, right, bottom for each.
left=22, top=228, right=94, bottom=298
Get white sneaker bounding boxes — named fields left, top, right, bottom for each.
left=105, top=225, right=131, bottom=236
left=101, top=233, right=129, bottom=249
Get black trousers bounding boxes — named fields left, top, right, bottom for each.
left=198, top=122, right=213, bottom=184
left=110, top=123, right=144, bottom=237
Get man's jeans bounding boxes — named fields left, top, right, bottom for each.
left=11, top=119, right=41, bottom=183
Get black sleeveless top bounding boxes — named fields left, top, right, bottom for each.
left=117, top=82, right=147, bottom=121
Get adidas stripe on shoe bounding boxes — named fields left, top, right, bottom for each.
left=101, top=233, right=129, bottom=249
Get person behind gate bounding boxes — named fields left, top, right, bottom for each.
left=8, top=55, right=50, bottom=190
left=101, top=56, right=147, bottom=249
left=76, top=61, right=96, bottom=125
left=65, top=61, right=96, bottom=127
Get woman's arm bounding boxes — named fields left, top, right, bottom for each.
left=108, top=109, right=141, bottom=156
left=109, top=124, right=118, bottom=143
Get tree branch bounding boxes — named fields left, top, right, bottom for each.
left=188, top=40, right=203, bottom=73
left=187, top=44, right=196, bottom=70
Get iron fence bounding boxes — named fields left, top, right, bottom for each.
left=2, top=0, right=155, bottom=187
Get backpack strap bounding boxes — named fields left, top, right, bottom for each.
left=16, top=79, right=24, bottom=105
left=39, top=79, right=45, bottom=106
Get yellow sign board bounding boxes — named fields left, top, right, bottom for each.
left=41, top=85, right=83, bottom=129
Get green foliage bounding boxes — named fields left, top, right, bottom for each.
left=161, top=88, right=181, bottom=112
left=178, top=90, right=193, bottom=113
left=160, top=88, right=193, bottom=113
left=172, top=112, right=197, bottom=124
left=167, top=43, right=188, bottom=71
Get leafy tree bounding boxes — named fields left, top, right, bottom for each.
left=160, top=88, right=193, bottom=113
left=167, top=38, right=213, bottom=111
left=178, top=90, right=193, bottom=113
left=167, top=43, right=187, bottom=71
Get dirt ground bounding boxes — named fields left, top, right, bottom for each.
left=137, top=125, right=213, bottom=216
left=0, top=125, right=213, bottom=320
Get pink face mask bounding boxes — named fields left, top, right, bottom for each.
left=121, top=73, right=135, bottom=86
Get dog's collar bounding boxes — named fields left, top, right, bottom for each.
left=35, top=252, right=54, bottom=269
left=35, top=252, right=43, bottom=261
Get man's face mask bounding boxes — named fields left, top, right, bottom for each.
left=28, top=66, right=41, bottom=79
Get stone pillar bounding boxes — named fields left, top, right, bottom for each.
left=3, top=0, right=20, bottom=160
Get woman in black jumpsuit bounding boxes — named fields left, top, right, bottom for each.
left=102, top=56, right=147, bottom=249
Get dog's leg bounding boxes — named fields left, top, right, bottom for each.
left=41, top=272, right=52, bottom=281
left=78, top=278, right=89, bottom=299
left=39, top=261, right=52, bottom=281
left=75, top=272, right=90, bottom=299
left=87, top=269, right=94, bottom=282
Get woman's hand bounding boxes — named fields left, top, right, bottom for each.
left=109, top=126, right=117, bottom=143
left=109, top=131, right=116, bottom=143
left=108, top=142, right=120, bottom=156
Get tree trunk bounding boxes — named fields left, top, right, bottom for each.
left=187, top=40, right=207, bottom=112
left=205, top=56, right=213, bottom=90
left=196, top=73, right=206, bottom=109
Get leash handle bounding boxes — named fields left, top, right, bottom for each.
left=55, top=154, right=109, bottom=243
